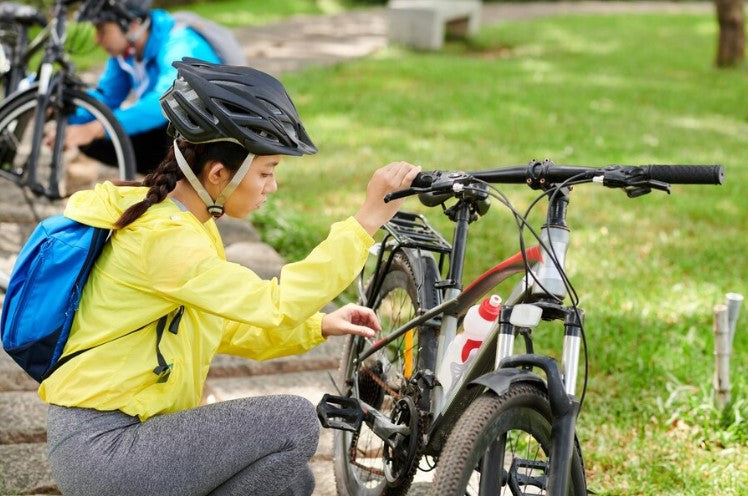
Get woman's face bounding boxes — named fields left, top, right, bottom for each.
left=94, top=21, right=129, bottom=57
left=223, top=154, right=281, bottom=219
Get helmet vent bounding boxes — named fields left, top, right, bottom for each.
left=258, top=98, right=283, bottom=116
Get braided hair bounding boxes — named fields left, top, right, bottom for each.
left=114, top=140, right=249, bottom=229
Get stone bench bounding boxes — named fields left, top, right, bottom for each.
left=387, top=0, right=482, bottom=50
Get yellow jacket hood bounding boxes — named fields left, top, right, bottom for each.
left=65, top=181, right=149, bottom=229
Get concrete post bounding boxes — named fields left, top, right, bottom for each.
left=713, top=304, right=731, bottom=408
left=726, top=292, right=743, bottom=347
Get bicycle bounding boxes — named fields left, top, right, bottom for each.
left=0, top=0, right=135, bottom=201
left=316, top=160, right=724, bottom=495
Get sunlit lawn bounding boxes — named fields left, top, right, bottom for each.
left=174, top=0, right=353, bottom=28
left=253, top=13, right=747, bottom=495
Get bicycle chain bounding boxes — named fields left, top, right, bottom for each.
left=364, top=363, right=401, bottom=399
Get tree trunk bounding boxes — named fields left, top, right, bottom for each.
left=715, top=0, right=745, bottom=67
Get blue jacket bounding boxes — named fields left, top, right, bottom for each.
left=78, top=10, right=220, bottom=135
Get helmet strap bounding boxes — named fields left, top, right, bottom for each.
left=125, top=17, right=150, bottom=47
left=172, top=140, right=255, bottom=218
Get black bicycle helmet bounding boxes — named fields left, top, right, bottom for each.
left=77, top=0, right=151, bottom=31
left=160, top=58, right=317, bottom=157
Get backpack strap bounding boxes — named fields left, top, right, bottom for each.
left=41, top=322, right=148, bottom=381
left=153, top=305, right=184, bottom=383
left=43, top=306, right=185, bottom=383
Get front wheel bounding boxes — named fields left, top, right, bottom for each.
left=430, top=383, right=586, bottom=496
left=0, top=84, right=135, bottom=198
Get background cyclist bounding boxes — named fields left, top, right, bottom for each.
left=40, top=58, right=420, bottom=496
left=64, top=0, right=221, bottom=174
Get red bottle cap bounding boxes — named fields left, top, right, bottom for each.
left=477, top=294, right=502, bottom=321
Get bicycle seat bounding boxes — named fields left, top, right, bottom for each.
left=0, top=2, right=46, bottom=27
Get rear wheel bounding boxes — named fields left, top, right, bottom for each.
left=333, top=250, right=440, bottom=496
left=0, top=85, right=135, bottom=198
left=430, top=384, right=586, bottom=496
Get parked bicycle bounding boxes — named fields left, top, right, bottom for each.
left=0, top=0, right=135, bottom=200
left=316, top=160, right=724, bottom=495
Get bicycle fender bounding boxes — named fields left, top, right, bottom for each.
left=468, top=368, right=546, bottom=397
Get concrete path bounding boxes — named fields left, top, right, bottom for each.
left=0, top=2, right=712, bottom=495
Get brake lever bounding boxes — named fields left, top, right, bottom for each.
left=601, top=168, right=671, bottom=197
left=383, top=186, right=428, bottom=203
left=384, top=175, right=466, bottom=203
left=623, top=180, right=671, bottom=198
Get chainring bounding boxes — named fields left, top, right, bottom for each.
left=382, top=395, right=421, bottom=486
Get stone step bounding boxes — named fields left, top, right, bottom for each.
left=0, top=353, right=38, bottom=392
left=0, top=443, right=59, bottom=495
left=0, top=392, right=47, bottom=445
left=208, top=334, right=343, bottom=379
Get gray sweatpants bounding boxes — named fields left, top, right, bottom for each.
left=46, top=395, right=319, bottom=496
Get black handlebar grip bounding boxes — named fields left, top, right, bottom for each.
left=644, top=165, right=724, bottom=185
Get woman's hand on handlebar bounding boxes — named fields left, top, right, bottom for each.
left=354, top=161, right=421, bottom=236
left=321, top=303, right=381, bottom=339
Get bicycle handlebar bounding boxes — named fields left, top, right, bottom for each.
left=384, top=162, right=724, bottom=203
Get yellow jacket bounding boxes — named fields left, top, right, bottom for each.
left=39, top=182, right=373, bottom=420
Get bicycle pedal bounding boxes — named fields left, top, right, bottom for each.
left=316, top=394, right=364, bottom=433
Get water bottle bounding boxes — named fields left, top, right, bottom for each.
left=437, top=294, right=502, bottom=395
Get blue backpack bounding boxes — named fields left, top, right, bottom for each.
left=1, top=215, right=179, bottom=383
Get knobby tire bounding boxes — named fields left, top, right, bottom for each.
left=429, top=383, right=586, bottom=496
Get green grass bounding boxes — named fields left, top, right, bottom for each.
left=252, top=13, right=748, bottom=495
left=174, top=0, right=353, bottom=28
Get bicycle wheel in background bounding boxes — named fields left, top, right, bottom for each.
left=334, top=249, right=440, bottom=496
left=429, top=383, right=586, bottom=496
left=0, top=84, right=135, bottom=198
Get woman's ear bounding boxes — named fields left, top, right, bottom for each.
left=204, top=161, right=231, bottom=186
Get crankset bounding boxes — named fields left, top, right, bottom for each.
left=382, top=396, right=421, bottom=486
left=316, top=393, right=410, bottom=440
